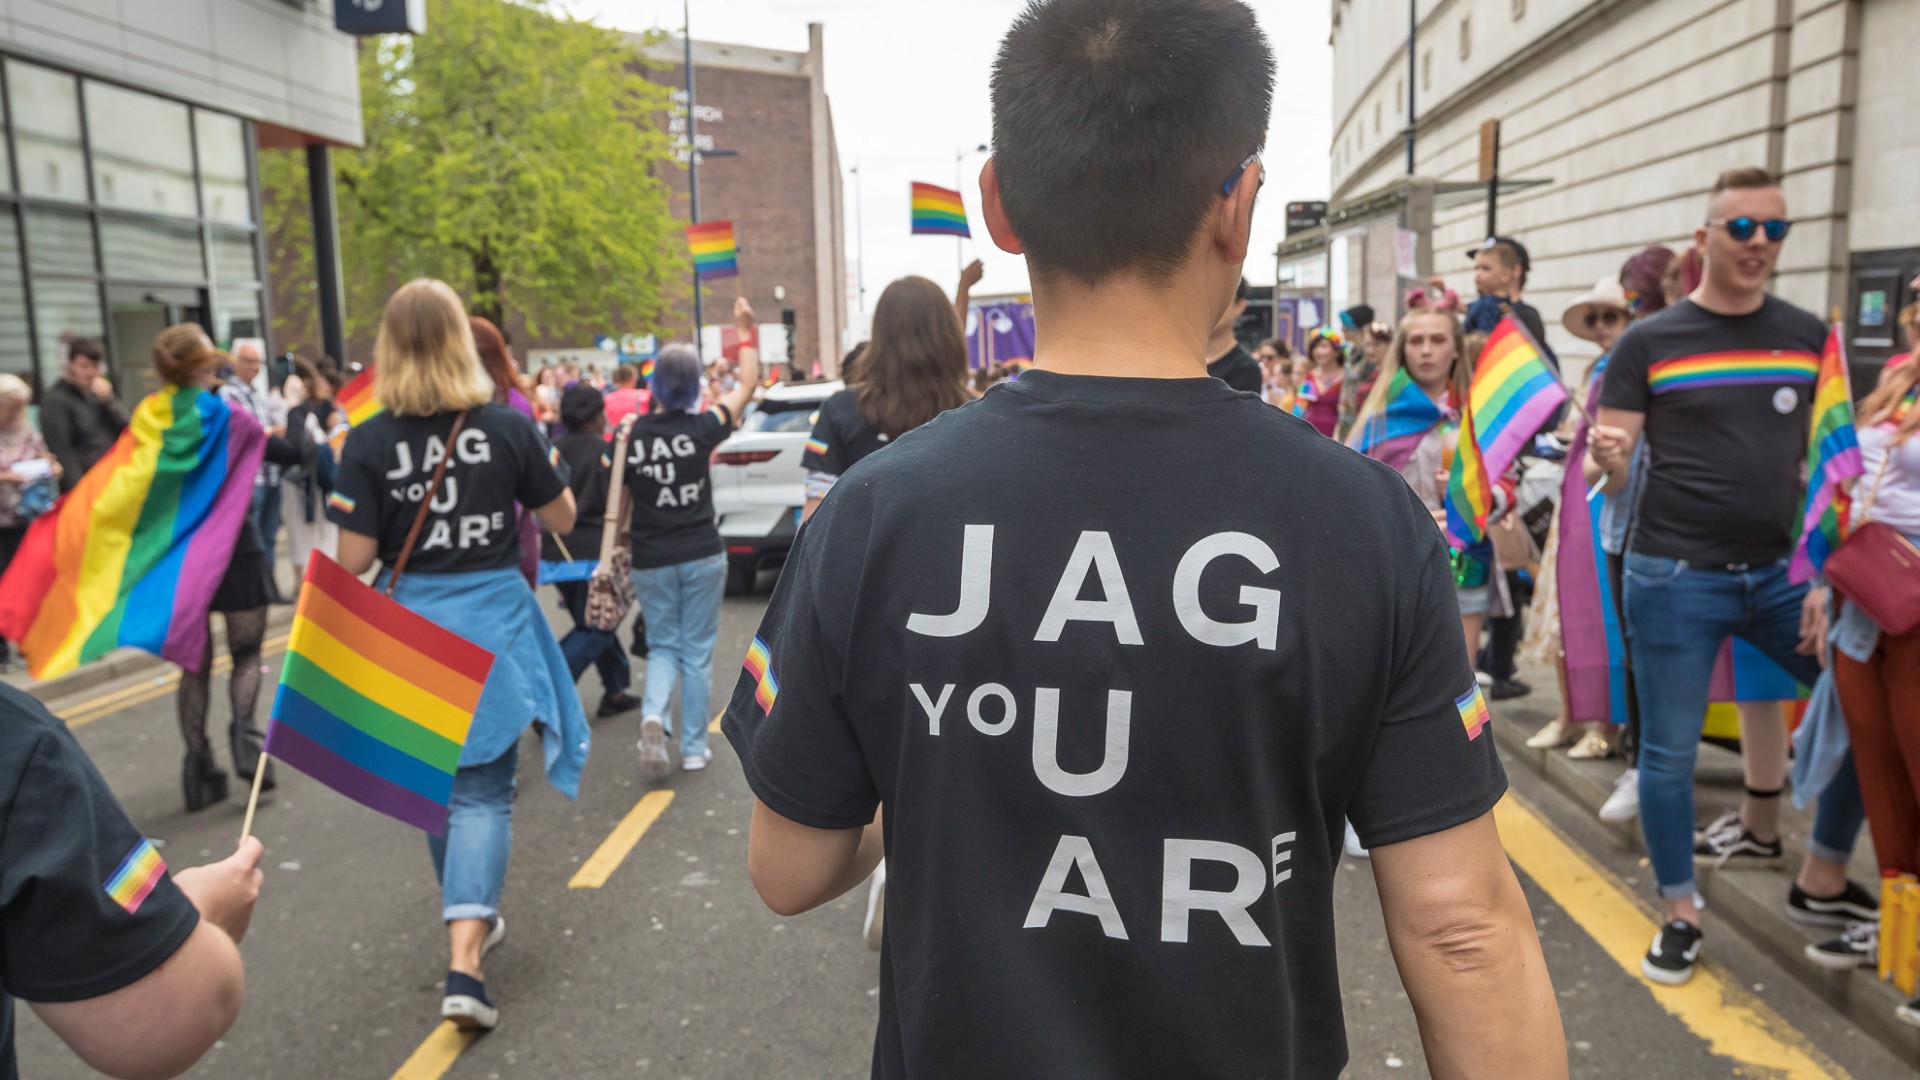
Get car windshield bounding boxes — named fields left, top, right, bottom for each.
left=742, top=400, right=825, bottom=433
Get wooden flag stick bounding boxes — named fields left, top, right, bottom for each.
left=239, top=753, right=271, bottom=844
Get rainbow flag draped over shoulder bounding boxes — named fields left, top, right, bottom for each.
left=1789, top=325, right=1861, bottom=583
left=1444, top=405, right=1493, bottom=548
left=910, top=182, right=971, bottom=238
left=687, top=221, right=739, bottom=281
left=1348, top=368, right=1446, bottom=472
left=265, top=554, right=494, bottom=835
left=0, top=385, right=264, bottom=679
left=1471, top=315, right=1568, bottom=480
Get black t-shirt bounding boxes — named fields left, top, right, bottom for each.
left=1206, top=343, right=1263, bottom=394
left=1599, top=296, right=1826, bottom=564
left=624, top=405, right=735, bottom=570
left=800, top=389, right=891, bottom=478
left=724, top=370, right=1505, bottom=1080
left=328, top=404, right=568, bottom=574
left=0, top=685, right=200, bottom=1080
left=542, top=430, right=614, bottom=563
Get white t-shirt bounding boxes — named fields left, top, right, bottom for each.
left=1858, top=423, right=1920, bottom=536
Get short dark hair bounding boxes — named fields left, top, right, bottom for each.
left=1712, top=166, right=1776, bottom=195
left=1235, top=277, right=1251, bottom=302
left=991, top=0, right=1273, bottom=286
left=613, top=363, right=638, bottom=387
left=67, top=337, right=105, bottom=364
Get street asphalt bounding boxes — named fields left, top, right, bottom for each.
left=12, top=583, right=1915, bottom=1079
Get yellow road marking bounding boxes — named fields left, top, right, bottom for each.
left=1494, top=794, right=1850, bottom=1079
left=56, top=634, right=291, bottom=728
left=387, top=1021, right=478, bottom=1080
left=569, top=790, right=675, bottom=889
left=709, top=710, right=722, bottom=734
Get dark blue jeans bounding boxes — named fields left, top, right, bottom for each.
left=1622, top=553, right=1866, bottom=898
left=554, top=580, right=630, bottom=696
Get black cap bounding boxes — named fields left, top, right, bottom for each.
left=1468, top=235, right=1531, bottom=272
left=560, top=382, right=605, bottom=431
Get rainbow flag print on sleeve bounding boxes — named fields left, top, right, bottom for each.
left=1456, top=686, right=1490, bottom=741
left=104, top=838, right=167, bottom=914
left=264, top=553, right=495, bottom=835
left=0, top=384, right=266, bottom=680
left=687, top=221, right=740, bottom=281
left=743, top=636, right=779, bottom=714
left=910, top=182, right=971, bottom=238
left=1790, top=325, right=1863, bottom=582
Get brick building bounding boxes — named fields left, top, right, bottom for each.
left=638, top=27, right=848, bottom=377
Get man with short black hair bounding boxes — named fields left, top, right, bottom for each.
left=39, top=338, right=127, bottom=493
left=1205, top=277, right=1262, bottom=393
left=1589, top=165, right=1874, bottom=986
left=725, top=1, right=1565, bottom=1076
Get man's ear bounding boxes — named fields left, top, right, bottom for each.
left=1211, top=159, right=1260, bottom=267
left=980, top=160, right=1024, bottom=256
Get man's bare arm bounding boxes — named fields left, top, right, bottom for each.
left=1372, top=810, right=1567, bottom=1080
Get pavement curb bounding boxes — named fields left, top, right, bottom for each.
left=1490, top=707, right=1920, bottom=1063
left=5, top=604, right=299, bottom=707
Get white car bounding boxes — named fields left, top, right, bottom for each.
left=712, top=379, right=844, bottom=592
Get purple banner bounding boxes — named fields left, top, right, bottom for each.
left=966, top=301, right=1036, bottom=370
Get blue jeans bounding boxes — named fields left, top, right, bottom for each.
left=1622, top=553, right=1865, bottom=898
left=632, top=553, right=728, bottom=758
left=427, top=744, right=519, bottom=923
left=554, top=580, right=631, bottom=695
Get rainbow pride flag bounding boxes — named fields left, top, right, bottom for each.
left=687, top=221, right=739, bottom=281
left=910, top=182, right=970, bottom=238
left=1648, top=351, right=1818, bottom=395
left=1470, top=315, right=1567, bottom=481
left=1349, top=368, right=1445, bottom=472
left=336, top=367, right=383, bottom=427
left=0, top=385, right=264, bottom=679
left=104, top=838, right=167, bottom=914
left=1789, top=325, right=1861, bottom=582
left=265, top=554, right=493, bottom=835
left=1444, top=406, right=1493, bottom=549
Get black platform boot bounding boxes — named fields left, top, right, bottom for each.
left=229, top=721, right=276, bottom=792
left=183, top=745, right=230, bottom=812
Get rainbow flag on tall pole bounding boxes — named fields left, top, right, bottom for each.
left=687, top=220, right=739, bottom=281
left=1470, top=314, right=1568, bottom=481
left=910, top=182, right=971, bottom=238
left=262, top=554, right=493, bottom=835
left=0, top=385, right=264, bottom=679
left=1790, top=324, right=1862, bottom=582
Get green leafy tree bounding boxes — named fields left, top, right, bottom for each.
left=267, top=0, right=683, bottom=347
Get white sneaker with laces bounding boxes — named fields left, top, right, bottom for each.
left=637, top=716, right=671, bottom=778
left=681, top=748, right=713, bottom=771
left=1598, top=768, right=1640, bottom=823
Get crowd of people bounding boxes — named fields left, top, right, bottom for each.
left=1, top=0, right=1916, bottom=1076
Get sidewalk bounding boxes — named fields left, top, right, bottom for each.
left=1495, top=660, right=1920, bottom=1062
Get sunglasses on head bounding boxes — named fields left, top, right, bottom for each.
left=1707, top=216, right=1791, bottom=243
left=1222, top=153, right=1263, bottom=196
left=1584, top=310, right=1627, bottom=329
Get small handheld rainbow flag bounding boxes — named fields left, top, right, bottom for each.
left=335, top=367, right=383, bottom=427
left=1349, top=368, right=1446, bottom=472
left=0, top=384, right=265, bottom=679
left=687, top=221, right=739, bottom=281
left=910, top=182, right=970, bottom=238
left=1444, top=404, right=1493, bottom=549
left=1470, top=315, right=1567, bottom=482
left=264, top=553, right=494, bottom=835
left=1790, top=325, right=1862, bottom=582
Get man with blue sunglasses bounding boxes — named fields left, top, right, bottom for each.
left=1587, top=166, right=1874, bottom=988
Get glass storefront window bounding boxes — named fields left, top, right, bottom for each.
left=100, top=216, right=204, bottom=281
left=84, top=82, right=197, bottom=218
left=23, top=206, right=97, bottom=276
left=209, top=227, right=259, bottom=288
left=195, top=111, right=252, bottom=226
left=8, top=62, right=86, bottom=203
left=0, top=215, right=28, bottom=383
left=214, top=287, right=263, bottom=346
left=30, top=278, right=103, bottom=391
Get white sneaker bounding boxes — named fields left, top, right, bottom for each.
left=637, top=716, right=671, bottom=778
left=681, top=748, right=713, bottom=771
left=863, top=861, right=887, bottom=951
left=1599, top=768, right=1640, bottom=823
left=482, top=915, right=506, bottom=959
left=1526, top=718, right=1585, bottom=750
left=1475, top=670, right=1493, bottom=687
left=1343, top=820, right=1370, bottom=860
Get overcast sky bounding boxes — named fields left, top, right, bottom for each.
left=556, top=0, right=1332, bottom=312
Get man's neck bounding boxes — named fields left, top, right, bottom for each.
left=1688, top=281, right=1766, bottom=317
left=1031, top=276, right=1216, bottom=380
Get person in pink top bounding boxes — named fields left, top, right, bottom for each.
left=603, top=362, right=650, bottom=432
left=1298, top=328, right=1345, bottom=437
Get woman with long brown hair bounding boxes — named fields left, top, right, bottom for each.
left=329, top=279, right=581, bottom=1031
left=801, top=276, right=971, bottom=520
left=470, top=317, right=544, bottom=587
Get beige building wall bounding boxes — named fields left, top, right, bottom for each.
left=1326, top=0, right=1895, bottom=370
left=1851, top=0, right=1920, bottom=252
